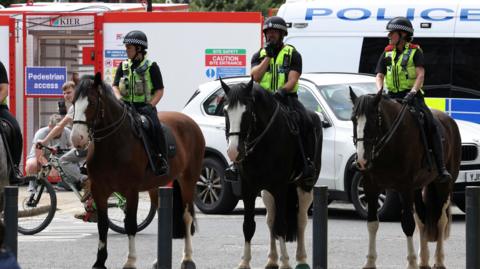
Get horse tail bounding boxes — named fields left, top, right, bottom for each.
left=423, top=183, right=451, bottom=242
left=274, top=184, right=298, bottom=242
left=172, top=179, right=196, bottom=238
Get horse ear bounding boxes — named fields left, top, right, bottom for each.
left=94, top=72, right=102, bottom=86
left=219, top=77, right=230, bottom=95
left=374, top=89, right=382, bottom=106
left=349, top=86, right=357, bottom=103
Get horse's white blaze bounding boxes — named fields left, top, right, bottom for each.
left=123, top=235, right=137, bottom=268
left=226, top=104, right=246, bottom=162
left=356, top=115, right=367, bottom=167
left=71, top=96, right=90, bottom=149
left=364, top=221, right=379, bottom=268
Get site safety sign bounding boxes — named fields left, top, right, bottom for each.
left=205, top=48, right=246, bottom=79
left=25, top=66, right=67, bottom=96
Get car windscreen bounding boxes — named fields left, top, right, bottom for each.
left=318, top=82, right=376, bottom=121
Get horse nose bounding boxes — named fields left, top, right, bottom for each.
left=227, top=147, right=238, bottom=162
left=357, top=159, right=367, bottom=171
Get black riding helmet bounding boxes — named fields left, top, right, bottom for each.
left=263, top=16, right=288, bottom=36
left=386, top=16, right=414, bottom=37
left=123, top=30, right=148, bottom=49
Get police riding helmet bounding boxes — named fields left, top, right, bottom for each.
left=263, top=16, right=288, bottom=36
left=386, top=17, right=414, bottom=40
left=123, top=30, right=148, bottom=50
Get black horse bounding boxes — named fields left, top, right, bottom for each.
left=350, top=90, right=461, bottom=269
left=221, top=78, right=323, bottom=269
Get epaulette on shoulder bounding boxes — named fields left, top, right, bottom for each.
left=409, top=43, right=420, bottom=49
left=384, top=44, right=394, bottom=52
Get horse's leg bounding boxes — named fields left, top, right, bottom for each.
left=433, top=197, right=450, bottom=269
left=92, top=190, right=109, bottom=269
left=413, top=189, right=430, bottom=269
left=262, top=190, right=279, bottom=269
left=295, top=187, right=312, bottom=269
left=399, top=192, right=418, bottom=269
left=237, top=194, right=257, bottom=269
left=122, top=191, right=139, bottom=269
left=181, top=202, right=195, bottom=268
left=363, top=189, right=379, bottom=269
left=278, top=236, right=291, bottom=269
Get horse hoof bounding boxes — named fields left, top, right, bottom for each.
left=265, top=265, right=278, bottom=269
left=419, top=266, right=431, bottom=269
left=181, top=260, right=196, bottom=269
left=123, top=267, right=136, bottom=269
left=362, top=267, right=376, bottom=269
left=433, top=265, right=446, bottom=269
left=295, top=264, right=310, bottom=269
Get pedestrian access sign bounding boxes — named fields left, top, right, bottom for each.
left=205, top=48, right=247, bottom=79
left=25, top=66, right=67, bottom=96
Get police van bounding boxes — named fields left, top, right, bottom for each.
left=278, top=0, right=480, bottom=123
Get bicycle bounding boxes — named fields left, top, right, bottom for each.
left=15, top=144, right=157, bottom=235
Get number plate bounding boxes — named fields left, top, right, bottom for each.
left=462, top=170, right=480, bottom=182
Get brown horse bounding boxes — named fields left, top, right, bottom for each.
left=350, top=90, right=461, bottom=269
left=70, top=73, right=205, bottom=269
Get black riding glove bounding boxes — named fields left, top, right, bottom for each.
left=264, top=42, right=276, bottom=58
left=403, top=90, right=416, bottom=104
left=274, top=88, right=288, bottom=99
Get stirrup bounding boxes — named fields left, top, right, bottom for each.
left=436, top=170, right=452, bottom=183
left=224, top=165, right=240, bottom=182
left=153, top=155, right=168, bottom=176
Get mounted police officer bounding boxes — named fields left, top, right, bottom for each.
left=375, top=16, right=451, bottom=183
left=112, top=30, right=168, bottom=176
left=0, top=60, right=26, bottom=184
left=226, top=16, right=315, bottom=183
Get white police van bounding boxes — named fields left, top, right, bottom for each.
left=278, top=0, right=480, bottom=123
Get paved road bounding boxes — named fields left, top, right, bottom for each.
left=15, top=192, right=466, bottom=269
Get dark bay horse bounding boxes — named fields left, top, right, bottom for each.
left=70, top=73, right=205, bottom=269
left=350, top=90, right=461, bottom=269
left=221, top=79, right=323, bottom=269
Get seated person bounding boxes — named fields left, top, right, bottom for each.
left=25, top=114, right=71, bottom=190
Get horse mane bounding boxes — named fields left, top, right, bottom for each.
left=225, top=82, right=274, bottom=108
left=74, top=75, right=117, bottom=104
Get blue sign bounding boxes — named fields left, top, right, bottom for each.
left=206, top=68, right=216, bottom=79
left=216, top=67, right=246, bottom=79
left=25, top=67, right=67, bottom=96
left=105, top=50, right=127, bottom=58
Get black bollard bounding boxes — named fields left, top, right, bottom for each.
left=466, top=186, right=480, bottom=269
left=157, top=187, right=172, bottom=269
left=312, top=186, right=328, bottom=269
left=4, top=186, right=18, bottom=258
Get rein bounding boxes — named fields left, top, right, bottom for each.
left=73, top=95, right=128, bottom=142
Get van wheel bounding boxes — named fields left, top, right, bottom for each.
left=195, top=157, right=239, bottom=214
left=350, top=172, right=401, bottom=221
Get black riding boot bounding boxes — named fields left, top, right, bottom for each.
left=432, top=130, right=452, bottom=183
left=154, top=126, right=169, bottom=176
left=297, top=134, right=316, bottom=187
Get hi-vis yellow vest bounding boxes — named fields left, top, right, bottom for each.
left=259, top=45, right=299, bottom=93
left=118, top=58, right=154, bottom=103
left=385, top=43, right=421, bottom=93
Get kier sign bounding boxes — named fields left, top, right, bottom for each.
left=205, top=49, right=246, bottom=67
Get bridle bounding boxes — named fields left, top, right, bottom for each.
left=226, top=101, right=280, bottom=161
left=353, top=99, right=409, bottom=165
left=73, top=89, right=128, bottom=142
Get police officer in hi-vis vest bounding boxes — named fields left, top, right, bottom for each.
left=375, top=16, right=451, bottom=183
left=112, top=30, right=168, bottom=176
left=252, top=16, right=315, bottom=183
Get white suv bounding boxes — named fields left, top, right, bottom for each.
left=183, top=73, right=480, bottom=218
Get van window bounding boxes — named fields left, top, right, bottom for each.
left=359, top=37, right=480, bottom=98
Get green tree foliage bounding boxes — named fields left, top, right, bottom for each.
left=188, top=0, right=283, bottom=15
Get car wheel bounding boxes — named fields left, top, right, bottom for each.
left=350, top=172, right=401, bottom=221
left=453, top=196, right=466, bottom=213
left=195, top=157, right=239, bottom=214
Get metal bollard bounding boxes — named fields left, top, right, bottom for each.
left=312, top=186, right=328, bottom=269
left=4, top=186, right=18, bottom=258
left=466, top=186, right=480, bottom=269
left=157, top=187, right=172, bottom=269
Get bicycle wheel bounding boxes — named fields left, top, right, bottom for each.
left=17, top=177, right=57, bottom=235
left=107, top=191, right=156, bottom=234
